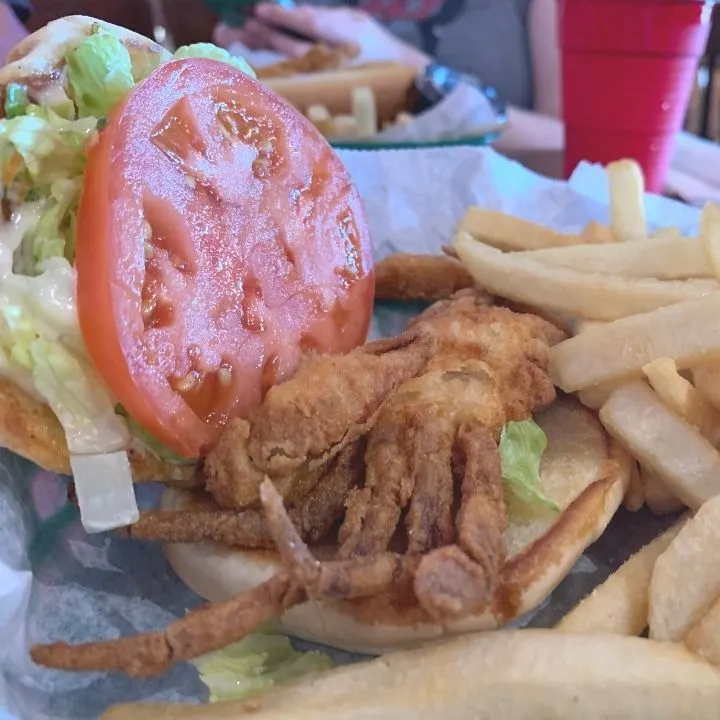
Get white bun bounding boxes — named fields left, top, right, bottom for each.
left=263, top=63, right=418, bottom=125
left=0, top=15, right=169, bottom=88
left=163, top=395, right=630, bottom=653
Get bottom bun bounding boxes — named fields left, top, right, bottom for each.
left=163, top=396, right=630, bottom=654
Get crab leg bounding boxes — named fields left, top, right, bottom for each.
left=454, top=424, right=507, bottom=571
left=30, top=573, right=304, bottom=677
left=261, top=479, right=409, bottom=600
left=405, top=422, right=456, bottom=554
left=124, top=441, right=364, bottom=550
left=413, top=424, right=506, bottom=621
left=336, top=411, right=420, bottom=559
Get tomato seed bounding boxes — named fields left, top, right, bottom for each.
left=218, top=364, right=233, bottom=387
left=252, top=157, right=271, bottom=179
left=142, top=220, right=152, bottom=242
left=142, top=295, right=157, bottom=318
left=184, top=174, right=196, bottom=189
left=175, top=371, right=201, bottom=393
left=144, top=242, right=154, bottom=260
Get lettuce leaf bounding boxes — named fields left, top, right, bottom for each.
left=173, top=43, right=256, bottom=78
left=193, top=631, right=334, bottom=703
left=116, top=405, right=194, bottom=465
left=0, top=109, right=91, bottom=272
left=499, top=419, right=558, bottom=511
left=0, top=299, right=129, bottom=455
left=31, top=178, right=81, bottom=266
left=65, top=25, right=135, bottom=118
left=0, top=107, right=96, bottom=185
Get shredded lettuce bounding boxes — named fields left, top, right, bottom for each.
left=0, top=108, right=93, bottom=272
left=193, top=631, right=334, bottom=703
left=4, top=83, right=28, bottom=119
left=0, top=107, right=95, bottom=184
left=65, top=25, right=135, bottom=118
left=499, top=419, right=558, bottom=511
left=32, top=178, right=80, bottom=266
left=173, top=43, right=256, bottom=78
left=0, top=295, right=129, bottom=455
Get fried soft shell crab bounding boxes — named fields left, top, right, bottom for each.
left=29, top=290, right=576, bottom=676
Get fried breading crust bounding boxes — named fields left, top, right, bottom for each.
left=204, top=332, right=436, bottom=509
left=374, top=254, right=482, bottom=302
left=30, top=293, right=565, bottom=677
left=408, top=295, right=563, bottom=420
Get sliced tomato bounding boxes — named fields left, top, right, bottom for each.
left=76, top=59, right=374, bottom=458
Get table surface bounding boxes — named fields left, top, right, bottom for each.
left=505, top=149, right=564, bottom=179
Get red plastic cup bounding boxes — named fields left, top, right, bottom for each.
left=561, top=0, right=715, bottom=192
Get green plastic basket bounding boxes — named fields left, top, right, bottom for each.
left=330, top=125, right=504, bottom=151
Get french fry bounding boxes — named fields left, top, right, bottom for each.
left=549, top=295, right=720, bottom=393
left=700, top=202, right=720, bottom=280
left=693, top=363, right=720, bottom=410
left=578, top=381, right=620, bottom=410
left=454, top=232, right=718, bottom=322
left=457, top=208, right=586, bottom=251
left=306, top=104, right=331, bottom=122
left=518, top=236, right=712, bottom=280
left=652, top=226, right=685, bottom=241
left=574, top=319, right=607, bottom=335
left=649, top=495, right=720, bottom=642
left=686, top=596, right=720, bottom=666
left=599, top=381, right=720, bottom=510
left=557, top=519, right=686, bottom=636
left=643, top=468, right=686, bottom=516
left=581, top=221, right=616, bottom=244
left=306, top=104, right=333, bottom=136
left=351, top=87, right=378, bottom=139
left=607, top=159, right=647, bottom=242
left=329, top=114, right=360, bottom=140
left=102, top=631, right=720, bottom=720
left=642, top=357, right=720, bottom=445
left=623, top=461, right=645, bottom=512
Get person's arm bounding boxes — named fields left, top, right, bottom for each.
left=215, top=4, right=429, bottom=67
left=528, top=0, right=561, bottom=118
left=492, top=0, right=564, bottom=165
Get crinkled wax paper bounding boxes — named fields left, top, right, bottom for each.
left=371, top=83, right=502, bottom=144
left=0, top=147, right=697, bottom=719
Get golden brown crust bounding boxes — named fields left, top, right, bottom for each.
left=374, top=254, right=480, bottom=303
left=0, top=377, right=199, bottom=485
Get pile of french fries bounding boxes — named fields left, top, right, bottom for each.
left=306, top=86, right=413, bottom=142
left=455, top=158, right=720, bottom=669
left=104, top=160, right=720, bottom=717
